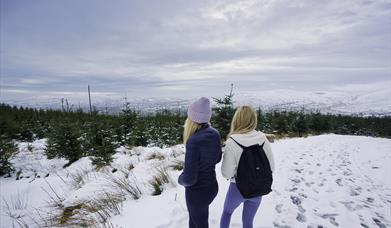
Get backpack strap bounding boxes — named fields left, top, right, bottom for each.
left=230, top=137, right=265, bottom=148
left=230, top=137, right=246, bottom=149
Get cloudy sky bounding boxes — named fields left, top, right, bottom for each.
left=1, top=0, right=390, bottom=104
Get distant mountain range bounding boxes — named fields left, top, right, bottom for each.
left=2, top=89, right=390, bottom=116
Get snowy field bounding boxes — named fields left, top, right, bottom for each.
left=1, top=135, right=390, bottom=228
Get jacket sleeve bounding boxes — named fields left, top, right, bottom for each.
left=178, top=140, right=200, bottom=187
left=216, top=138, right=222, bottom=164
left=263, top=138, right=275, bottom=173
left=221, top=140, right=237, bottom=180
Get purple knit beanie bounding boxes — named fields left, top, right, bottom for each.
left=187, top=97, right=212, bottom=123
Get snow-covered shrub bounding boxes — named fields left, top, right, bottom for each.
left=169, top=159, right=184, bottom=171
left=68, top=168, right=90, bottom=189
left=149, top=167, right=172, bottom=196
left=105, top=174, right=143, bottom=200
left=146, top=152, right=166, bottom=161
left=45, top=190, right=123, bottom=227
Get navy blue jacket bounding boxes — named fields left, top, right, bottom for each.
left=178, top=124, right=222, bottom=189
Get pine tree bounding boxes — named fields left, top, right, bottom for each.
left=293, top=109, right=308, bottom=137
left=121, top=100, right=138, bottom=146
left=133, top=118, right=149, bottom=147
left=45, top=122, right=83, bottom=167
left=212, top=84, right=235, bottom=140
left=0, top=137, right=16, bottom=176
left=310, top=112, right=330, bottom=133
left=87, top=124, right=117, bottom=168
left=256, top=107, right=266, bottom=131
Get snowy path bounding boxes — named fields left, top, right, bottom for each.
left=269, top=136, right=391, bottom=228
left=111, top=135, right=391, bottom=228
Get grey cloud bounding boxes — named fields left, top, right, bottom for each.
left=1, top=0, right=390, bottom=103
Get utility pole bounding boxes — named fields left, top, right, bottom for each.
left=88, top=85, right=92, bottom=114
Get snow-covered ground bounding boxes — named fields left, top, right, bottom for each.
left=1, top=135, right=390, bottom=228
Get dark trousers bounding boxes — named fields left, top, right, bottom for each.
left=185, top=182, right=218, bottom=228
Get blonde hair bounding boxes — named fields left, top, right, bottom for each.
left=183, top=118, right=201, bottom=144
left=228, top=106, right=257, bottom=139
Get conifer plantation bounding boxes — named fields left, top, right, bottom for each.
left=1, top=98, right=390, bottom=176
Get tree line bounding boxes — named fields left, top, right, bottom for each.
left=1, top=95, right=390, bottom=176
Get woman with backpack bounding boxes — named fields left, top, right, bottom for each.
left=178, top=97, right=222, bottom=228
left=220, top=106, right=275, bottom=228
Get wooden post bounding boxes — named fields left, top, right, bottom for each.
left=88, top=85, right=92, bottom=114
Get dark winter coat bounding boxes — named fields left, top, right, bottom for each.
left=178, top=124, right=222, bottom=189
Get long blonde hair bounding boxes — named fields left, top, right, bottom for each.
left=228, top=106, right=257, bottom=139
left=183, top=118, right=201, bottom=144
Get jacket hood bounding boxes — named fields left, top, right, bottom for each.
left=229, top=130, right=266, bottom=147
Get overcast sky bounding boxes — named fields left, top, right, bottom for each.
left=1, top=0, right=390, bottom=103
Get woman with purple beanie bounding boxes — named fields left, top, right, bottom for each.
left=178, top=97, right=222, bottom=228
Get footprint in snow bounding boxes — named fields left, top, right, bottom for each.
left=275, top=204, right=283, bottom=213
left=335, top=178, right=343, bottom=186
left=298, top=205, right=306, bottom=213
left=372, top=218, right=387, bottom=228
left=298, top=193, right=308, bottom=199
left=273, top=222, right=292, bottom=228
left=339, top=201, right=363, bottom=211
left=329, top=217, right=339, bottom=226
left=293, top=168, right=303, bottom=173
left=366, top=197, right=374, bottom=203
left=291, top=178, right=301, bottom=184
left=343, top=170, right=352, bottom=176
left=296, top=213, right=307, bottom=223
left=290, top=195, right=302, bottom=205
left=315, top=213, right=339, bottom=219
left=349, top=187, right=362, bottom=196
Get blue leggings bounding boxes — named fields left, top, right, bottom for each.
left=220, top=183, right=262, bottom=228
left=186, top=183, right=218, bottom=228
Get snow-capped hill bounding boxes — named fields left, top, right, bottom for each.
left=234, top=88, right=391, bottom=116
left=3, top=85, right=390, bottom=116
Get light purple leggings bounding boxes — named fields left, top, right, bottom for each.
left=220, top=182, right=262, bottom=228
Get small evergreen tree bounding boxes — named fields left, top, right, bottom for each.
left=292, top=109, right=308, bottom=137
left=256, top=107, right=266, bottom=132
left=121, top=100, right=138, bottom=146
left=273, top=111, right=289, bottom=133
left=0, top=137, right=16, bottom=176
left=310, top=112, right=330, bottom=133
left=212, top=84, right=235, bottom=140
left=83, top=122, right=117, bottom=168
left=133, top=118, right=149, bottom=147
left=45, top=122, right=83, bottom=167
